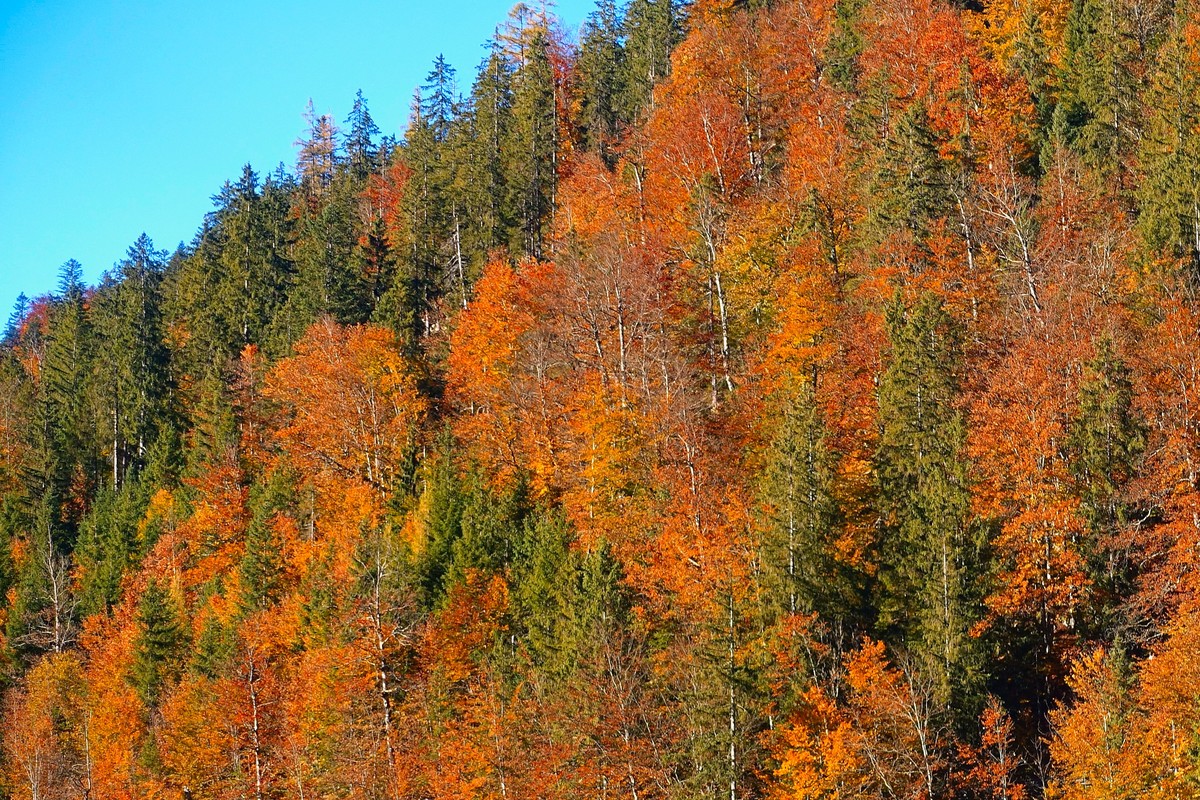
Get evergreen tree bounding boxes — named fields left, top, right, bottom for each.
left=416, top=438, right=466, bottom=606
left=871, top=101, right=949, bottom=243
left=874, top=292, right=984, bottom=711
left=1068, top=338, right=1145, bottom=633
left=759, top=383, right=857, bottom=627
left=577, top=0, right=625, bottom=164
left=825, top=0, right=866, bottom=91
left=238, top=470, right=292, bottom=612
left=131, top=577, right=186, bottom=705
left=39, top=260, right=97, bottom=524
left=422, top=55, right=458, bottom=144
left=506, top=28, right=558, bottom=259
left=3, top=292, right=29, bottom=346
left=91, top=234, right=173, bottom=489
left=619, top=0, right=681, bottom=121
left=74, top=483, right=145, bottom=617
left=1046, top=0, right=1139, bottom=178
left=1137, top=15, right=1200, bottom=271
left=446, top=475, right=529, bottom=587
left=344, top=89, right=381, bottom=179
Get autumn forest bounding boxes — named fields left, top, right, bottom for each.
left=3, top=0, right=1200, bottom=796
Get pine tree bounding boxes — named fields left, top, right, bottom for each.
left=1067, top=338, right=1145, bottom=634
left=1045, top=0, right=1139, bottom=179
left=41, top=260, right=97, bottom=521
left=3, top=292, right=30, bottom=346
left=825, top=0, right=866, bottom=91
left=619, top=0, right=681, bottom=121
left=875, top=292, right=984, bottom=711
left=131, top=577, right=186, bottom=705
left=506, top=28, right=558, bottom=259
left=577, top=0, right=625, bottom=164
left=416, top=436, right=466, bottom=606
left=75, top=483, right=144, bottom=617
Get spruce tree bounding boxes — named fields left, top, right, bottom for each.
left=344, top=89, right=381, bottom=179
left=1137, top=15, right=1200, bottom=271
left=1068, top=338, right=1145, bottom=634
left=619, top=0, right=681, bottom=121
left=577, top=0, right=625, bottom=165
left=91, top=235, right=173, bottom=489
left=759, top=383, right=857, bottom=626
left=131, top=577, right=186, bottom=705
left=506, top=29, right=558, bottom=259
left=238, top=471, right=292, bottom=613
left=871, top=101, right=949, bottom=243
left=874, top=292, right=984, bottom=711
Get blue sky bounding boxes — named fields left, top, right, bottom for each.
left=0, top=0, right=593, bottom=315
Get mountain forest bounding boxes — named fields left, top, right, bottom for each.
left=4, top=0, right=1200, bottom=796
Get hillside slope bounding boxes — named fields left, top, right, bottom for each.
left=3, top=0, right=1200, bottom=797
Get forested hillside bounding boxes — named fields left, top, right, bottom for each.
left=4, top=0, right=1200, bottom=796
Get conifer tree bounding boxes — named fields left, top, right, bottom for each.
left=871, top=101, right=949, bottom=243
left=343, top=89, right=381, bottom=179
left=296, top=99, right=339, bottom=197
left=619, top=0, right=681, bottom=121
left=91, top=234, right=172, bottom=489
left=576, top=0, right=625, bottom=164
left=759, top=383, right=856, bottom=626
left=875, top=292, right=984, bottom=711
left=1046, top=0, right=1138, bottom=178
left=1068, top=339, right=1145, bottom=633
left=507, top=29, right=558, bottom=259
left=1137, top=15, right=1200, bottom=271
left=131, top=577, right=186, bottom=705
left=238, top=471, right=292, bottom=612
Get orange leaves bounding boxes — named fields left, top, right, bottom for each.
left=771, top=640, right=958, bottom=800
left=1049, top=648, right=1137, bottom=800
left=771, top=686, right=862, bottom=800
left=421, top=572, right=509, bottom=687
left=267, top=318, right=425, bottom=498
left=447, top=258, right=553, bottom=489
left=2, top=653, right=89, bottom=800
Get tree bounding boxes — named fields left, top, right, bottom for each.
left=91, top=234, right=172, bottom=489
left=297, top=99, right=339, bottom=197
left=1067, top=338, right=1145, bottom=636
left=875, top=292, right=983, bottom=712
left=758, top=383, right=856, bottom=626
left=506, top=28, right=558, bottom=259
left=576, top=0, right=625, bottom=164
left=1137, top=13, right=1200, bottom=272
left=131, top=577, right=187, bottom=706
left=344, top=89, right=381, bottom=178
left=619, top=0, right=682, bottom=121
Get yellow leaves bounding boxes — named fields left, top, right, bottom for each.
left=772, top=687, right=862, bottom=800
left=1050, top=648, right=1137, bottom=800
left=1051, top=610, right=1200, bottom=800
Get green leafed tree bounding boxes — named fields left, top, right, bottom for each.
left=874, top=292, right=984, bottom=712
left=131, top=577, right=187, bottom=706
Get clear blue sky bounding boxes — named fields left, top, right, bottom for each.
left=0, top=0, right=593, bottom=315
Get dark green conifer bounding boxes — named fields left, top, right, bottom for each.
left=874, top=292, right=984, bottom=711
